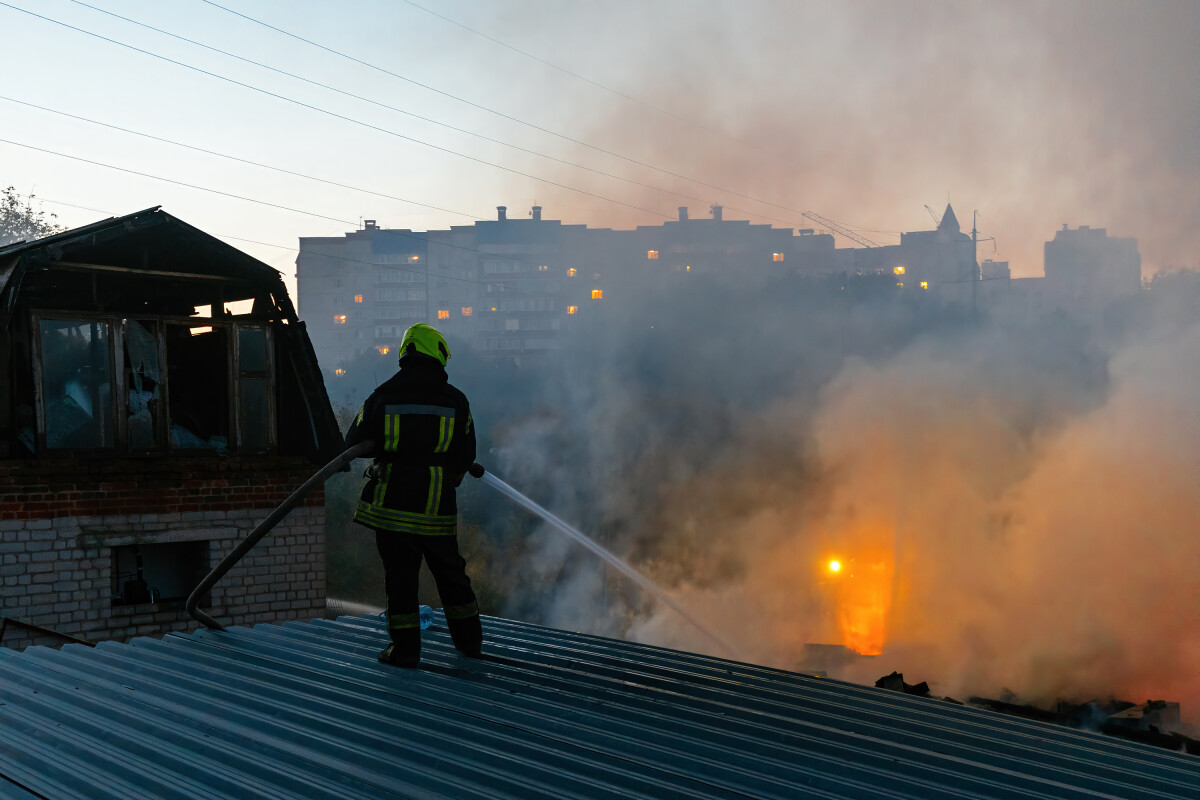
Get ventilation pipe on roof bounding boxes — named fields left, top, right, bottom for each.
left=497, top=206, right=507, bottom=221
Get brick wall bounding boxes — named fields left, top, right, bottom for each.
left=0, top=457, right=329, bottom=649
left=0, top=457, right=325, bottom=521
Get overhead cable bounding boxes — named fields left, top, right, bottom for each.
left=397, top=0, right=726, bottom=137
left=62, top=0, right=725, bottom=211
left=194, top=0, right=823, bottom=223
left=0, top=137, right=560, bottom=296
left=0, top=1, right=673, bottom=220
left=0, top=95, right=483, bottom=221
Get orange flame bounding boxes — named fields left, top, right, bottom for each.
left=830, top=550, right=894, bottom=656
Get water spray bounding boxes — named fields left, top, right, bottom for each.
left=470, top=463, right=734, bottom=656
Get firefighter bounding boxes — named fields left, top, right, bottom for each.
left=345, top=323, right=482, bottom=667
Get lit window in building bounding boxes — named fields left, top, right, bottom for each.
left=437, top=309, right=450, bottom=320
left=377, top=346, right=390, bottom=355
left=920, top=281, right=929, bottom=289
left=491, top=307, right=497, bottom=311
left=462, top=307, right=472, bottom=316
left=591, top=289, right=603, bottom=300
left=353, top=294, right=363, bottom=303
left=647, top=250, right=659, bottom=260
left=334, top=368, right=346, bottom=376
left=896, top=282, right=904, bottom=287
left=409, top=255, right=420, bottom=263
left=334, top=314, right=347, bottom=324
left=538, top=264, right=549, bottom=271
left=567, top=305, right=578, bottom=315
left=567, top=268, right=577, bottom=277
left=893, top=266, right=906, bottom=275
left=772, top=253, right=784, bottom=262
left=685, top=265, right=692, bottom=272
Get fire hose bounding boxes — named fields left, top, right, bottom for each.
left=186, top=442, right=487, bottom=630
left=186, top=440, right=377, bottom=630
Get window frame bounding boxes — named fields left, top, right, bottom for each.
left=31, top=311, right=276, bottom=455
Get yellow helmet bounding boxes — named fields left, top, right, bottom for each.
left=399, top=323, right=451, bottom=366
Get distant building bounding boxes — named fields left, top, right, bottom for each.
left=981, top=259, right=1011, bottom=281
left=297, top=203, right=1142, bottom=373
left=0, top=208, right=343, bottom=650
left=296, top=220, right=431, bottom=372
left=847, top=204, right=979, bottom=302
left=1043, top=224, right=1142, bottom=316
left=297, top=205, right=840, bottom=371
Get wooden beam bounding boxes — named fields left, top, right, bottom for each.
left=46, top=261, right=251, bottom=282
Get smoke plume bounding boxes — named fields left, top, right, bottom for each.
left=482, top=270, right=1200, bottom=727
left=475, top=1, right=1199, bottom=276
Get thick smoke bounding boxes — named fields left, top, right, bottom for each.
left=474, top=1, right=1198, bottom=276
left=482, top=271, right=1200, bottom=727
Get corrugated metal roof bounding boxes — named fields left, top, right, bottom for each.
left=1, top=613, right=1197, bottom=799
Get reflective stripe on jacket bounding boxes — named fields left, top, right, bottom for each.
left=345, top=357, right=475, bottom=535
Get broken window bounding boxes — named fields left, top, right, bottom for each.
left=166, top=324, right=230, bottom=452
left=123, top=319, right=162, bottom=449
left=38, top=319, right=115, bottom=449
left=33, top=314, right=277, bottom=455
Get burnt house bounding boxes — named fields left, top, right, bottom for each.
left=0, top=208, right=343, bottom=649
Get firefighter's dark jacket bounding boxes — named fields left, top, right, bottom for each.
left=345, top=355, right=476, bottom=535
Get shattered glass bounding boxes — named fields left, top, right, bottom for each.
left=39, top=319, right=113, bottom=449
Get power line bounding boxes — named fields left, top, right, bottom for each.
left=194, top=0, right=824, bottom=224
left=62, top=0, right=725, bottom=212
left=0, top=1, right=673, bottom=220
left=397, top=0, right=726, bottom=138
left=0, top=137, right=559, bottom=296
left=0, top=95, right=483, bottom=221
left=15, top=1, right=874, bottom=234
left=198, top=0, right=712, bottom=175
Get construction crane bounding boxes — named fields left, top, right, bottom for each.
left=924, top=204, right=943, bottom=227
left=802, top=211, right=880, bottom=248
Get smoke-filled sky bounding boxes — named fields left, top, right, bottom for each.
left=1, top=0, right=1197, bottom=295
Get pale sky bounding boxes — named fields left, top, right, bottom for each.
left=2, top=0, right=1196, bottom=302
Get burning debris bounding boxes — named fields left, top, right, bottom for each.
left=872, top=673, right=1200, bottom=755
left=874, top=671, right=930, bottom=698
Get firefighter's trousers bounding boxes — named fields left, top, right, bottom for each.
left=374, top=530, right=483, bottom=660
